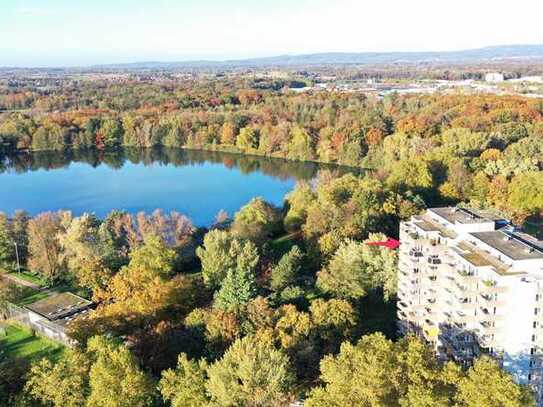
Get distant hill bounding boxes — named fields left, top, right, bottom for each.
left=91, top=44, right=543, bottom=70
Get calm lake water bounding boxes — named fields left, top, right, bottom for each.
left=0, top=148, right=353, bottom=225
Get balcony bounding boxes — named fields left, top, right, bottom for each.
left=454, top=312, right=477, bottom=324
left=479, top=293, right=505, bottom=307
left=480, top=282, right=507, bottom=294
left=427, top=255, right=442, bottom=265
left=478, top=310, right=504, bottom=323
left=478, top=334, right=498, bottom=349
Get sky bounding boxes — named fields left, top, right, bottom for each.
left=2, top=0, right=543, bottom=67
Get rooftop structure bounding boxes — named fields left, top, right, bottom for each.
left=6, top=291, right=93, bottom=346
left=470, top=231, right=543, bottom=262
left=398, top=207, right=543, bottom=406
left=25, top=292, right=93, bottom=323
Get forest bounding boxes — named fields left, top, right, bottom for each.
left=0, top=185, right=535, bottom=406
left=0, top=77, right=542, bottom=406
left=1, top=78, right=542, bottom=228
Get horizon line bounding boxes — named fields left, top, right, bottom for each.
left=2, top=42, right=543, bottom=70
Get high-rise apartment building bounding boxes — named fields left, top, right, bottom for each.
left=398, top=207, right=543, bottom=404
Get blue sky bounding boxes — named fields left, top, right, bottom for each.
left=2, top=0, right=543, bottom=67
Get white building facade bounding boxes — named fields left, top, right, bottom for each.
left=398, top=207, right=543, bottom=404
left=485, top=72, right=505, bottom=82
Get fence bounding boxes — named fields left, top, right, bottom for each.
left=4, top=302, right=74, bottom=346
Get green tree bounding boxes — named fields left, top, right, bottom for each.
left=236, top=126, right=258, bottom=151
left=301, top=174, right=392, bottom=257
left=25, top=350, right=90, bottom=407
left=316, top=239, right=372, bottom=299
left=317, top=235, right=398, bottom=300
left=206, top=335, right=294, bottom=406
left=386, top=159, right=434, bottom=193
left=270, top=245, right=304, bottom=291
left=197, top=229, right=235, bottom=288
left=284, top=181, right=315, bottom=231
left=231, top=197, right=280, bottom=243
left=128, top=234, right=176, bottom=279
left=288, top=126, right=314, bottom=161
left=455, top=356, right=534, bottom=407
left=307, top=333, right=533, bottom=407
left=86, top=336, right=157, bottom=407
left=159, top=353, right=209, bottom=407
left=508, top=171, right=543, bottom=218
left=99, top=118, right=123, bottom=148
left=309, top=298, right=356, bottom=350
left=214, top=242, right=258, bottom=312
left=0, top=213, right=13, bottom=268
left=197, top=230, right=259, bottom=289
left=59, top=213, right=112, bottom=294
left=306, top=333, right=398, bottom=406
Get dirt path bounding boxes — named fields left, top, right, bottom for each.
left=1, top=273, right=41, bottom=290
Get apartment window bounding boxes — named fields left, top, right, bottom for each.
left=537, top=294, right=540, bottom=302
left=533, top=335, right=537, bottom=342
left=529, top=374, right=532, bottom=381
left=531, top=348, right=536, bottom=355
left=536, top=308, right=540, bottom=316
left=534, top=321, right=538, bottom=329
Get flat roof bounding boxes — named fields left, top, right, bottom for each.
left=413, top=215, right=457, bottom=239
left=470, top=231, right=543, bottom=261
left=429, top=207, right=502, bottom=225
left=453, top=241, right=513, bottom=275
left=25, top=292, right=93, bottom=321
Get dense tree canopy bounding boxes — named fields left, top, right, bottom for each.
left=306, top=333, right=534, bottom=407
left=1, top=78, right=541, bottom=405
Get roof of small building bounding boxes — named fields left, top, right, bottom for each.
left=25, top=292, right=93, bottom=321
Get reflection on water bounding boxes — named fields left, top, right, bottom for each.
left=0, top=148, right=359, bottom=225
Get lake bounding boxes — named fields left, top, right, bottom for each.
left=0, top=148, right=354, bottom=225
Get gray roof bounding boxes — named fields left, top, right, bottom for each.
left=429, top=207, right=502, bottom=225
left=25, top=292, right=93, bottom=321
left=470, top=231, right=543, bottom=261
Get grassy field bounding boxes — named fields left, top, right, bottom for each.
left=8, top=269, right=48, bottom=287
left=0, top=324, right=64, bottom=362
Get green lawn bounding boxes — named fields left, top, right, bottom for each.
left=0, top=324, right=64, bottom=362
left=8, top=269, right=48, bottom=287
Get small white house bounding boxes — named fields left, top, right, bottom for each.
left=485, top=72, right=505, bottom=83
